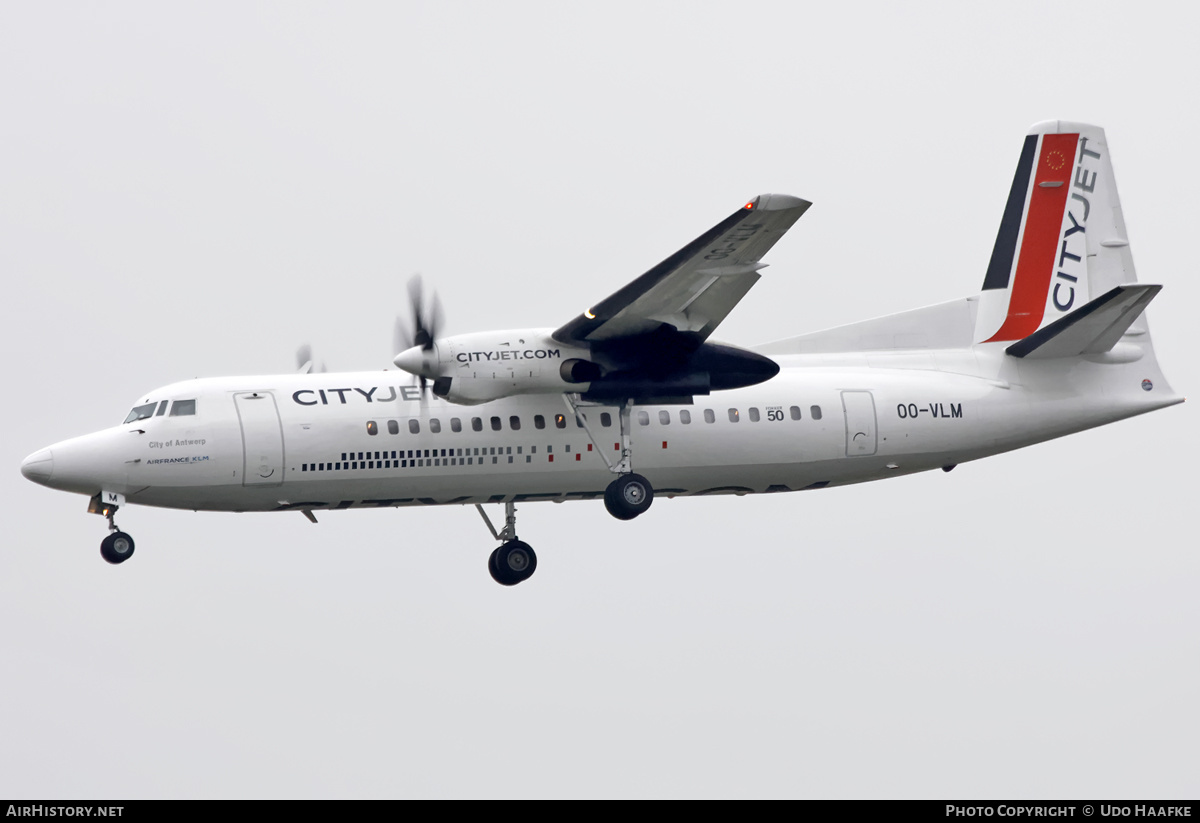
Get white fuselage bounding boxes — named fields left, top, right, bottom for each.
left=24, top=342, right=1180, bottom=515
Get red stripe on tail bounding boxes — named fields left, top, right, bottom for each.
left=985, top=133, right=1078, bottom=342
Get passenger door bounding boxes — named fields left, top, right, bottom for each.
left=234, top=392, right=285, bottom=486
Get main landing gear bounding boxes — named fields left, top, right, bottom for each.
left=563, top=394, right=655, bottom=522
left=89, top=492, right=135, bottom=565
left=603, top=472, right=653, bottom=521
left=476, top=501, right=537, bottom=586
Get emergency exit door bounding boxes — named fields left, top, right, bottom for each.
left=841, top=390, right=877, bottom=457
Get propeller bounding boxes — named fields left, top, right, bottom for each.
left=407, top=274, right=443, bottom=350
left=295, top=344, right=326, bottom=374
left=394, top=274, right=445, bottom=393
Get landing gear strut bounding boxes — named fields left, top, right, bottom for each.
left=563, top=394, right=655, bottom=521
left=90, top=492, right=135, bottom=565
left=476, top=501, right=537, bottom=586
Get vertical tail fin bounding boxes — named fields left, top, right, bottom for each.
left=974, top=122, right=1141, bottom=344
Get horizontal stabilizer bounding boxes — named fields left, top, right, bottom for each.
left=1005, top=284, right=1160, bottom=359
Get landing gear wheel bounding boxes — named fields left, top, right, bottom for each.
left=489, top=540, right=537, bottom=586
left=604, top=473, right=654, bottom=521
left=100, top=531, right=135, bottom=565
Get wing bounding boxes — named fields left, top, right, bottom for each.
left=553, top=193, right=810, bottom=346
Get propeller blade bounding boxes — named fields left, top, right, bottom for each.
left=407, top=274, right=424, bottom=318
left=405, top=273, right=441, bottom=351
left=296, top=344, right=314, bottom=374
left=394, top=316, right=411, bottom=357
left=394, top=273, right=447, bottom=397
left=427, top=292, right=444, bottom=344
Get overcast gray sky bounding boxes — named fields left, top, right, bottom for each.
left=2, top=1, right=1196, bottom=799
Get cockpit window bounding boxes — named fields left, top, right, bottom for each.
left=123, top=402, right=157, bottom=424
left=169, top=399, right=196, bottom=416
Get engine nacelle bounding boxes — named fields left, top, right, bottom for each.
left=396, top=329, right=779, bottom=406
left=396, top=329, right=596, bottom=405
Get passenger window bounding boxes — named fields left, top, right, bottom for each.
left=637, top=411, right=649, bottom=426
left=704, top=409, right=715, bottom=424
left=430, top=418, right=442, bottom=433
left=491, top=416, right=502, bottom=431
left=534, top=415, right=545, bottom=430
left=451, top=418, right=462, bottom=433
left=510, top=415, right=521, bottom=431
left=472, top=417, right=483, bottom=432
left=170, top=399, right=197, bottom=416
left=367, top=421, right=378, bottom=436
left=387, top=420, right=399, bottom=435
left=790, top=406, right=802, bottom=420
left=811, top=405, right=823, bottom=420
left=749, top=407, right=760, bottom=422
left=123, top=402, right=157, bottom=424
left=728, top=408, right=740, bottom=422
left=600, top=412, right=612, bottom=427
left=659, top=410, right=670, bottom=425
left=554, top=414, right=566, bottom=429
left=409, top=419, right=420, bottom=434
left=680, top=410, right=691, bottom=424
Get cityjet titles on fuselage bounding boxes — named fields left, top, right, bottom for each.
left=292, top=386, right=425, bottom=406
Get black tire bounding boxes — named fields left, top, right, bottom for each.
left=490, top=540, right=537, bottom=586
left=100, top=531, right=135, bottom=565
left=487, top=546, right=502, bottom=583
left=603, top=473, right=654, bottom=521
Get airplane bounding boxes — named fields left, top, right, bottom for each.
left=20, top=120, right=1183, bottom=586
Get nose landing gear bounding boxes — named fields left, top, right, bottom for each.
left=89, top=491, right=135, bottom=565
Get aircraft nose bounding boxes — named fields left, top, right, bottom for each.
left=20, top=448, right=54, bottom=484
